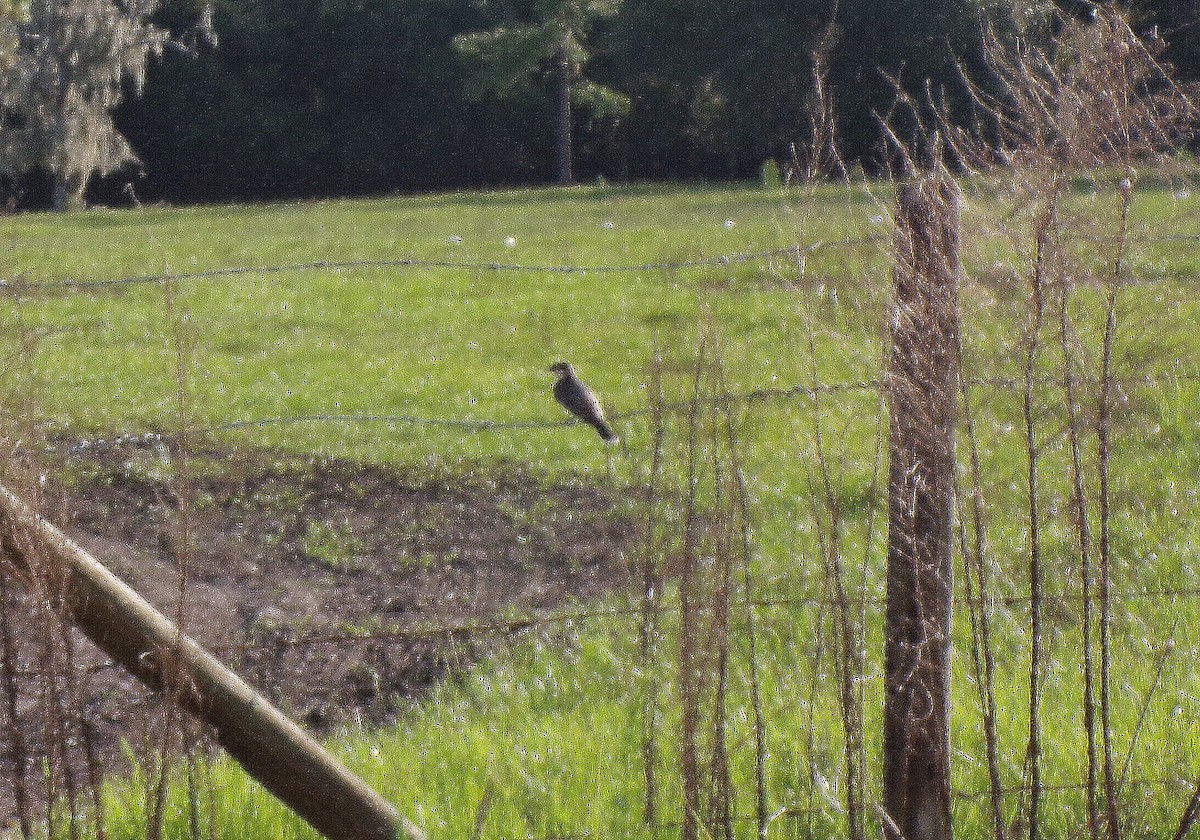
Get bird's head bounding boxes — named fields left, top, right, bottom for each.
left=548, top=361, right=573, bottom=377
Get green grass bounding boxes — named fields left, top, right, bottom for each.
left=5, top=180, right=1200, bottom=838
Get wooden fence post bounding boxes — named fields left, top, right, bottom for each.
left=0, top=483, right=424, bottom=840
left=882, top=173, right=962, bottom=840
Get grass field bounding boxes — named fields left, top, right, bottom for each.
left=3, top=179, right=1200, bottom=839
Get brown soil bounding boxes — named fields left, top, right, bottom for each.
left=0, top=436, right=634, bottom=826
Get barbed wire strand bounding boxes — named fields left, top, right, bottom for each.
left=4, top=231, right=1198, bottom=294
left=60, top=370, right=1200, bottom=447
left=147, top=583, right=1200, bottom=657
left=0, top=239, right=886, bottom=293
left=13, top=577, right=1195, bottom=677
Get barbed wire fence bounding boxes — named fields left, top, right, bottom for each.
left=0, top=226, right=1199, bottom=839
left=39, top=367, right=1197, bottom=449
left=2, top=230, right=1197, bottom=294
left=0, top=240, right=874, bottom=292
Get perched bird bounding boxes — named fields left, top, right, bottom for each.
left=549, top=361, right=618, bottom=442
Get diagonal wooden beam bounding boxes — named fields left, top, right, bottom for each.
left=0, top=483, right=423, bottom=840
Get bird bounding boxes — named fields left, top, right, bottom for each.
left=549, top=361, right=618, bottom=442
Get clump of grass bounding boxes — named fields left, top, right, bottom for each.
left=300, top=518, right=365, bottom=572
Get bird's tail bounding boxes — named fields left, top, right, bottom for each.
left=593, top=419, right=619, bottom=443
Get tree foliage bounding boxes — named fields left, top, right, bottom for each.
left=455, top=0, right=626, bottom=184
left=1, top=0, right=1191, bottom=206
left=0, top=0, right=202, bottom=209
left=116, top=0, right=567, bottom=201
left=0, top=0, right=26, bottom=68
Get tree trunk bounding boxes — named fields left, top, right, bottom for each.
left=882, top=173, right=962, bottom=840
left=51, top=172, right=85, bottom=213
left=555, top=46, right=572, bottom=186
left=52, top=173, right=70, bottom=213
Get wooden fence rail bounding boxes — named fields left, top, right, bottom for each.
left=0, top=483, right=424, bottom=840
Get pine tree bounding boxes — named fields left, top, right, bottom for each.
left=455, top=0, right=627, bottom=186
left=0, top=0, right=212, bottom=210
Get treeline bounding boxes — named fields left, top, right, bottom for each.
left=97, top=0, right=1200, bottom=204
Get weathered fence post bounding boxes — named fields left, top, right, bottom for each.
left=882, top=172, right=962, bottom=840
left=0, top=483, right=424, bottom=840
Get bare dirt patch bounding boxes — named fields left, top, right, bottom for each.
left=0, top=436, right=634, bottom=822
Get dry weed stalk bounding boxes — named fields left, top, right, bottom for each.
left=1116, top=622, right=1177, bottom=801
left=637, top=330, right=765, bottom=840
left=930, top=9, right=1197, bottom=839
left=800, top=612, right=827, bottom=840
left=1094, top=181, right=1131, bottom=840
left=713, top=364, right=768, bottom=840
left=677, top=338, right=706, bottom=840
left=1, top=315, right=109, bottom=840
left=1060, top=247, right=1102, bottom=840
left=0, top=580, right=32, bottom=839
left=800, top=322, right=867, bottom=840
left=684, top=335, right=736, bottom=840
left=954, top=340, right=1006, bottom=840
left=0, top=318, right=41, bottom=840
left=705, top=391, right=734, bottom=840
left=0, top=343, right=34, bottom=840
left=1020, top=173, right=1057, bottom=840
left=793, top=0, right=848, bottom=184
left=57, top=606, right=107, bottom=840
left=0, top=271, right=217, bottom=840
left=637, top=350, right=668, bottom=830
left=147, top=272, right=208, bottom=840
left=945, top=9, right=1198, bottom=176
